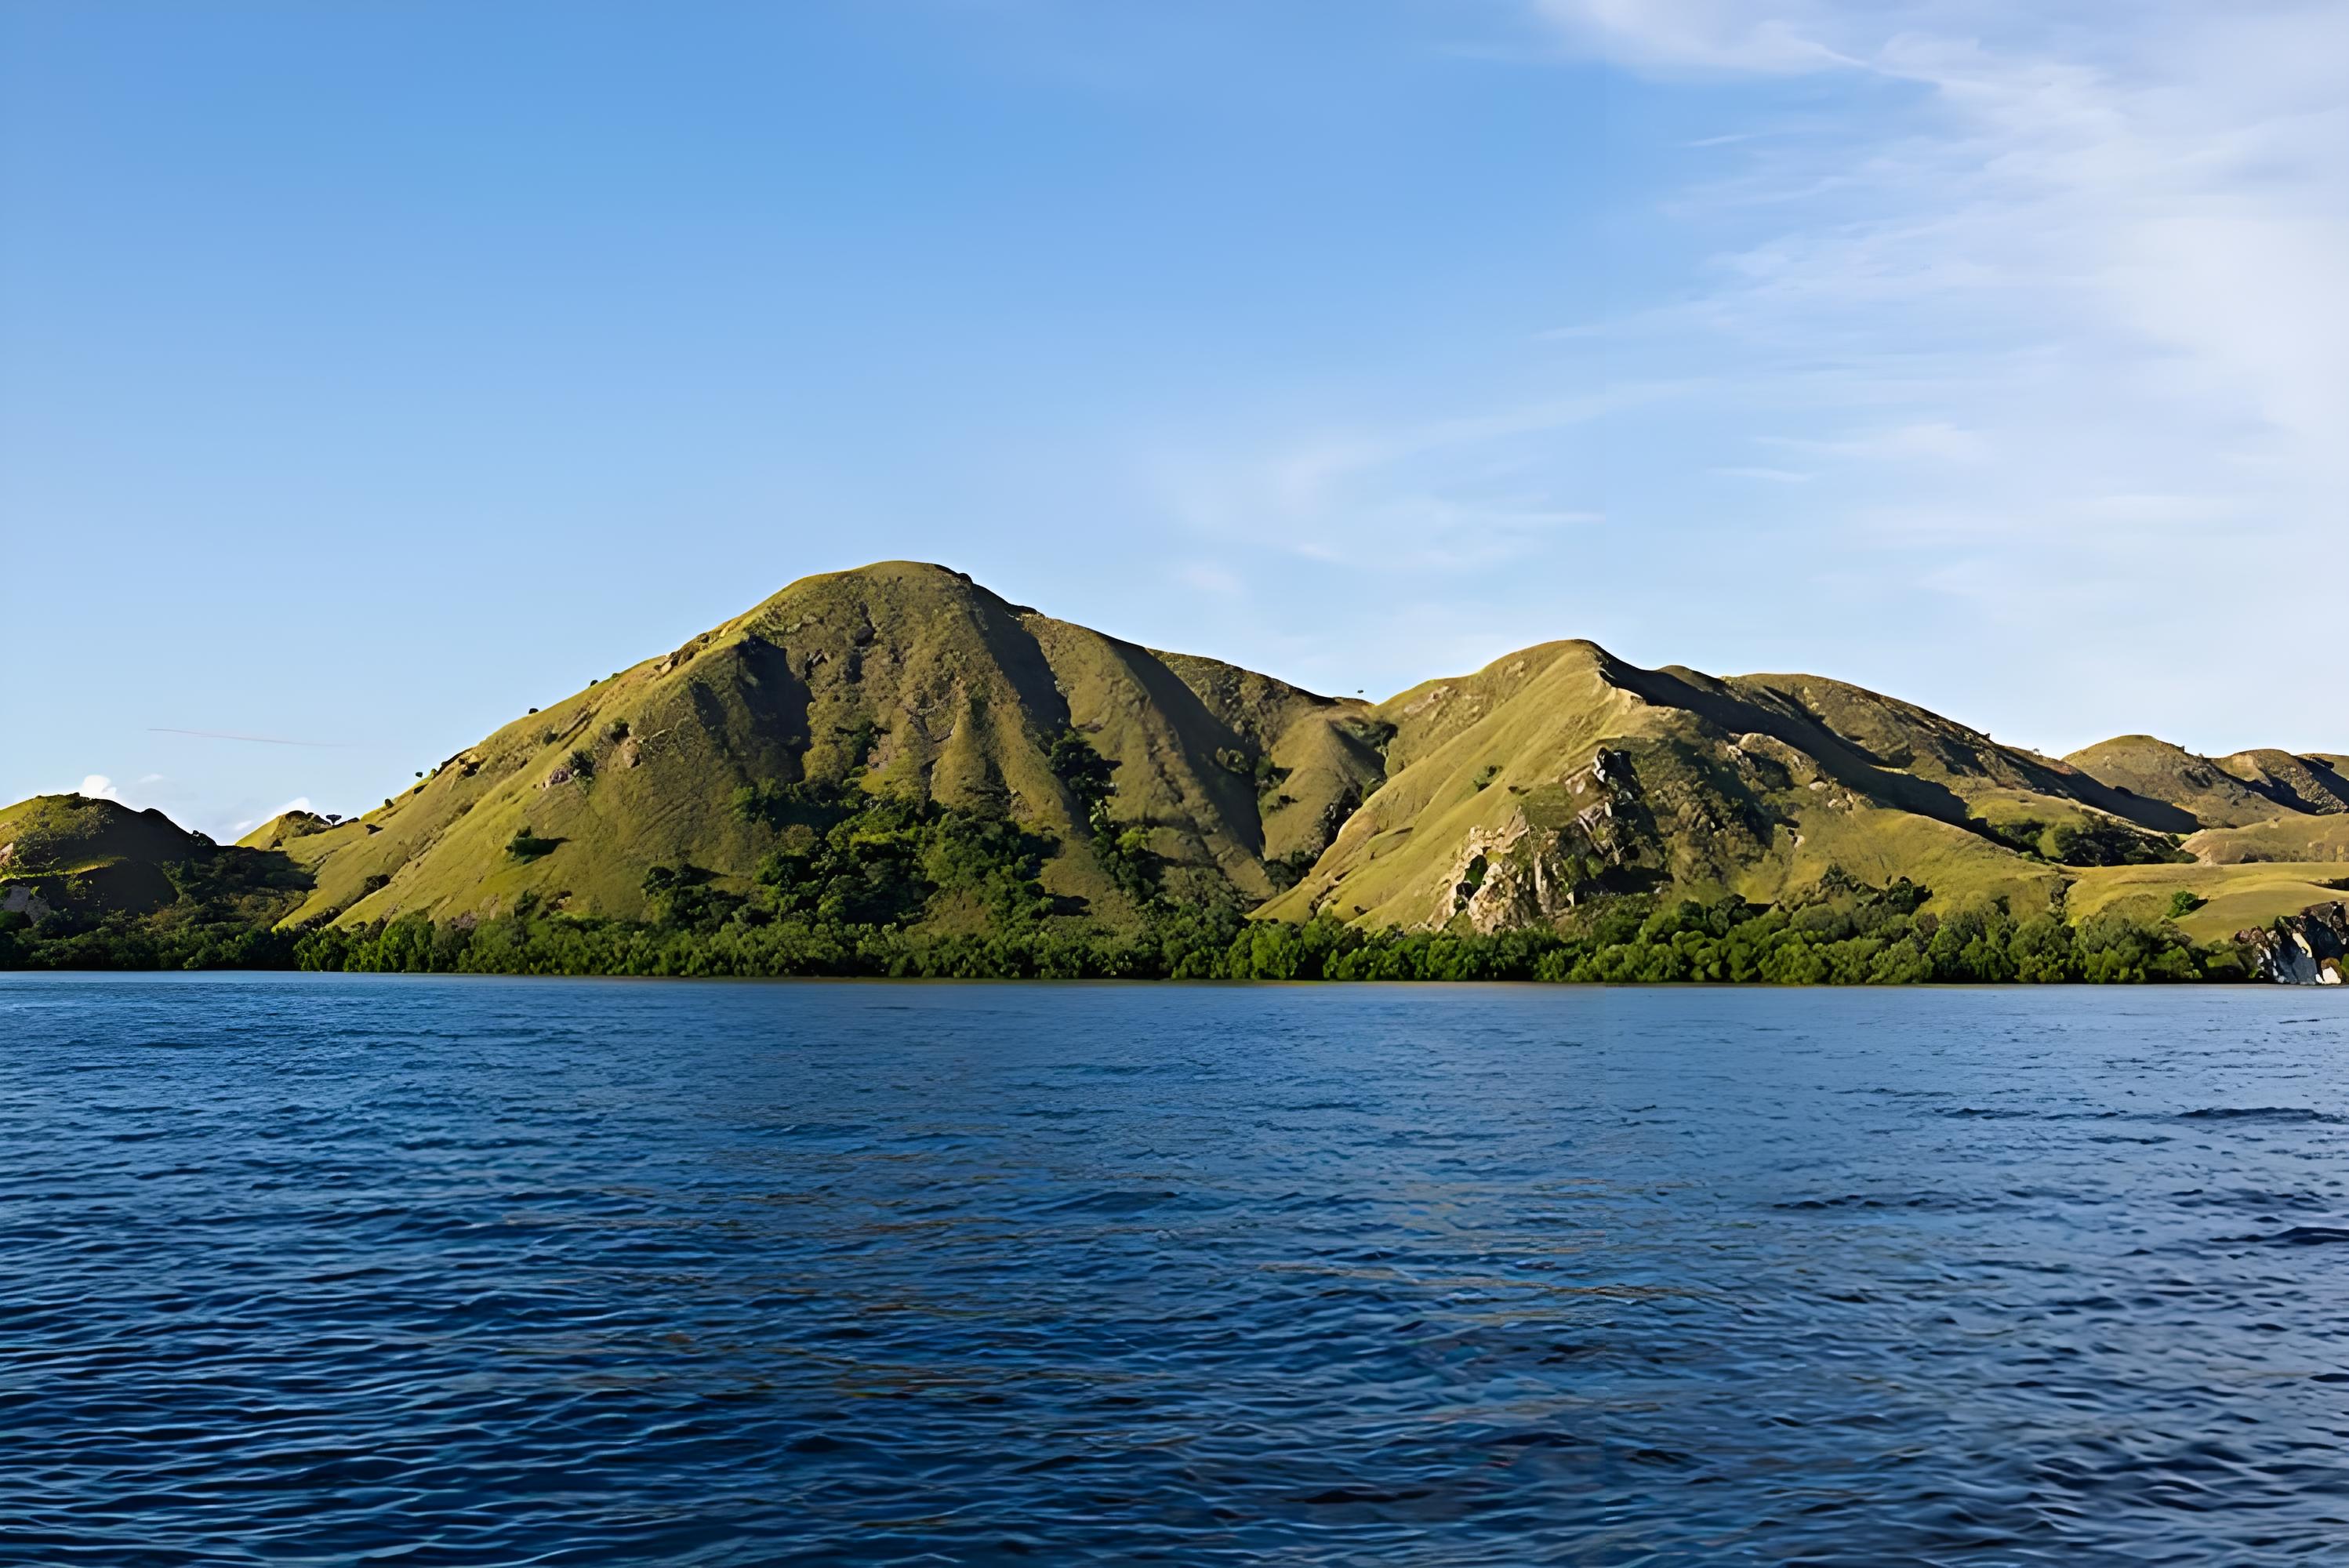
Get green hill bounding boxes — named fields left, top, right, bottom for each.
left=2184, top=815, right=2349, bottom=866
left=0, top=793, right=306, bottom=964
left=1257, top=641, right=2209, bottom=932
left=2067, top=861, right=2349, bottom=943
left=267, top=561, right=1380, bottom=931
left=2054, top=739, right=2349, bottom=907
left=2062, top=735, right=2326, bottom=829
left=0, top=793, right=203, bottom=917
left=2211, top=750, right=2349, bottom=816
left=5, top=561, right=2340, bottom=973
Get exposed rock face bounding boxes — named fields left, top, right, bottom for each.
left=2, top=884, right=53, bottom=920
left=1439, top=815, right=1552, bottom=934
left=2238, top=902, right=2349, bottom=985
left=652, top=632, right=713, bottom=677
left=1432, top=750, right=1653, bottom=933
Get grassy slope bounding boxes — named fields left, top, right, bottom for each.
left=1149, top=650, right=1389, bottom=866
left=2, top=794, right=309, bottom=941
left=1723, top=677, right=2198, bottom=833
left=2055, top=742, right=2348, bottom=917
left=16, top=562, right=2336, bottom=951
left=0, top=794, right=207, bottom=913
left=2068, top=862, right=2349, bottom=942
left=276, top=562, right=1371, bottom=929
left=1263, top=642, right=1654, bottom=926
left=1260, top=643, right=2246, bottom=931
left=2062, top=735, right=2306, bottom=829
left=2186, top=815, right=2349, bottom=865
left=2211, top=750, right=2349, bottom=815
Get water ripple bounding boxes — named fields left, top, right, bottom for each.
left=2, top=976, right=2345, bottom=1564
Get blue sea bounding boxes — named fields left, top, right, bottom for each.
left=3, top=975, right=2344, bottom=1564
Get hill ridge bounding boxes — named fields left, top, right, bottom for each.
left=10, top=560, right=2343, bottom=951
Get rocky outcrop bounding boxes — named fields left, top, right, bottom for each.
left=2, top=884, right=53, bottom=920
left=2238, top=902, right=2348, bottom=985
left=1438, top=815, right=1556, bottom=934
left=1432, top=750, right=1652, bottom=933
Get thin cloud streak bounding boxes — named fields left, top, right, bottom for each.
left=148, top=728, right=350, bottom=748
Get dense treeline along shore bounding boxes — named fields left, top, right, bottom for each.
left=6, top=562, right=2345, bottom=983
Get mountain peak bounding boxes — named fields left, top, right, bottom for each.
left=11, top=569, right=2337, bottom=953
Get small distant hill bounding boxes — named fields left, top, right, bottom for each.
left=0, top=794, right=307, bottom=961
left=0, top=794, right=212, bottom=917
left=2063, top=736, right=2347, bottom=828
left=5, top=561, right=2340, bottom=957
left=2210, top=750, right=2349, bottom=816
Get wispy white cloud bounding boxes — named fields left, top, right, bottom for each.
left=1152, top=390, right=1643, bottom=577
left=1534, top=0, right=1862, bottom=73
left=1759, top=422, right=1989, bottom=465
left=78, top=775, right=123, bottom=803
left=1539, top=1, right=2349, bottom=474
left=1109, top=3, right=2338, bottom=747
left=1524, top=0, right=2349, bottom=748
left=1176, top=561, right=1245, bottom=597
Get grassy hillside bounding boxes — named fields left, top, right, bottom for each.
left=271, top=562, right=1375, bottom=931
left=8, top=561, right=2338, bottom=972
left=1, top=794, right=215, bottom=916
left=0, top=793, right=307, bottom=965
left=2068, top=862, right=2349, bottom=943
left=1258, top=641, right=2202, bottom=933
left=2052, top=738, right=2348, bottom=927
left=2211, top=750, right=2349, bottom=815
left=2064, top=735, right=2319, bottom=828
left=1720, top=677, right=2195, bottom=833
left=2185, top=815, right=2349, bottom=865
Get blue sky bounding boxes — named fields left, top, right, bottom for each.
left=5, top=1, right=2343, bottom=837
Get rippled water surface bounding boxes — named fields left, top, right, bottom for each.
left=5, top=977, right=2347, bottom=1564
